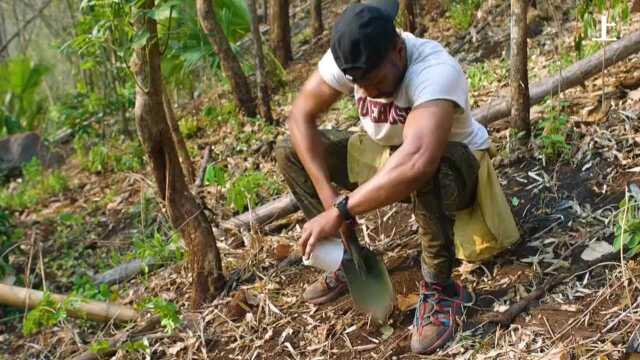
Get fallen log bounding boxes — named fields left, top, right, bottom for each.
left=473, top=29, right=640, bottom=126
left=221, top=192, right=298, bottom=231
left=0, top=284, right=138, bottom=322
left=93, top=193, right=300, bottom=286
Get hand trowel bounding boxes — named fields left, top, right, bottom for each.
left=341, top=235, right=394, bottom=323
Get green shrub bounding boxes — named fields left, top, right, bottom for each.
left=22, top=292, right=80, bottom=336
left=179, top=116, right=199, bottom=139
left=0, top=159, right=69, bottom=210
left=535, top=100, right=571, bottom=162
left=72, top=275, right=114, bottom=301
left=74, top=135, right=145, bottom=174
left=227, top=171, right=280, bottom=212
left=204, top=164, right=228, bottom=186
left=446, top=0, right=482, bottom=31
left=131, top=232, right=185, bottom=264
left=138, top=297, right=181, bottom=333
left=614, top=196, right=640, bottom=257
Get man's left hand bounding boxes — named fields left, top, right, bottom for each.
left=299, top=207, right=343, bottom=259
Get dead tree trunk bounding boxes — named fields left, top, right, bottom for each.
left=399, top=0, right=417, bottom=33
left=269, top=0, right=292, bottom=67
left=196, top=0, right=257, bottom=117
left=163, top=92, right=196, bottom=184
left=131, top=0, right=225, bottom=308
left=509, top=0, right=530, bottom=136
left=248, top=0, right=274, bottom=123
left=310, top=0, right=323, bottom=37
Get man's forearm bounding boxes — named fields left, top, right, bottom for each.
left=347, top=145, right=438, bottom=216
left=287, top=116, right=337, bottom=209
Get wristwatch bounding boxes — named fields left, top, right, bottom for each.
left=333, top=195, right=355, bottom=222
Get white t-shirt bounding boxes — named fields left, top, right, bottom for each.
left=318, top=32, right=490, bottom=150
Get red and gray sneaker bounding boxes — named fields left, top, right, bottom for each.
left=302, top=269, right=348, bottom=305
left=410, top=281, right=474, bottom=354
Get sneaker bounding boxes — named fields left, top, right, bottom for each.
left=410, top=281, right=473, bottom=354
left=302, top=269, right=348, bottom=305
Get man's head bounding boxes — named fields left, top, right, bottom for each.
left=330, top=0, right=406, bottom=98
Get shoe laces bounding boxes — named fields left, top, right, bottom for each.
left=414, top=281, right=462, bottom=334
left=323, top=269, right=346, bottom=288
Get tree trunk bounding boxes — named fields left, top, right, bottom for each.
left=399, top=0, right=416, bottom=33
left=248, top=0, right=274, bottom=123
left=632, top=0, right=640, bottom=13
left=196, top=0, right=257, bottom=117
left=509, top=0, right=530, bottom=136
left=310, top=0, right=323, bottom=37
left=131, top=0, right=225, bottom=308
left=163, top=91, right=196, bottom=184
left=269, top=0, right=292, bottom=67
left=261, top=0, right=269, bottom=23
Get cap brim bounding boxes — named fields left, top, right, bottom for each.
left=364, top=0, right=399, bottom=19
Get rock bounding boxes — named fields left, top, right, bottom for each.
left=0, top=132, right=63, bottom=181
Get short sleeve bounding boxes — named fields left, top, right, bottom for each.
left=407, top=62, right=468, bottom=110
left=318, top=49, right=354, bottom=94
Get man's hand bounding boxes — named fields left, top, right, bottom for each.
left=299, top=207, right=344, bottom=259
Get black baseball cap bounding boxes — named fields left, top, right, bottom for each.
left=330, top=0, right=400, bottom=82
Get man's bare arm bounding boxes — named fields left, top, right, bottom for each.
left=346, top=100, right=455, bottom=215
left=287, top=71, right=343, bottom=209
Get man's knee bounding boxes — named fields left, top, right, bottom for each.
left=274, top=137, right=299, bottom=174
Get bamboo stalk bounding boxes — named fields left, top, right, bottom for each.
left=0, top=284, right=138, bottom=322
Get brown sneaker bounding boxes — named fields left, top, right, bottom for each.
left=410, top=281, right=474, bottom=354
left=302, top=270, right=348, bottom=305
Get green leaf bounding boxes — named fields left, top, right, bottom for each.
left=204, top=164, right=227, bottom=186
left=131, top=30, right=151, bottom=49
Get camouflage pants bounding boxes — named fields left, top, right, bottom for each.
left=274, top=129, right=479, bottom=283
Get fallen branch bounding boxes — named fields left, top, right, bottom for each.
left=194, top=145, right=212, bottom=188
left=485, top=251, right=621, bottom=326
left=72, top=316, right=161, bottom=360
left=92, top=258, right=159, bottom=286
left=473, top=29, right=640, bottom=126
left=222, top=193, right=298, bottom=231
left=0, top=284, right=138, bottom=322
left=93, top=193, right=300, bottom=286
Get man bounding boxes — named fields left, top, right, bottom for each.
left=275, top=0, right=492, bottom=354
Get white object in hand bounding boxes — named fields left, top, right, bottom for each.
left=302, top=237, right=344, bottom=272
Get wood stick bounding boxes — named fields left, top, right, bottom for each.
left=485, top=251, right=620, bottom=326
left=194, top=145, right=212, bottom=188
left=473, top=29, right=640, bottom=126
left=0, top=284, right=138, bottom=322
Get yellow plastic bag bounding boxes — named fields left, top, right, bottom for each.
left=453, top=151, right=520, bottom=261
left=347, top=133, right=519, bottom=262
